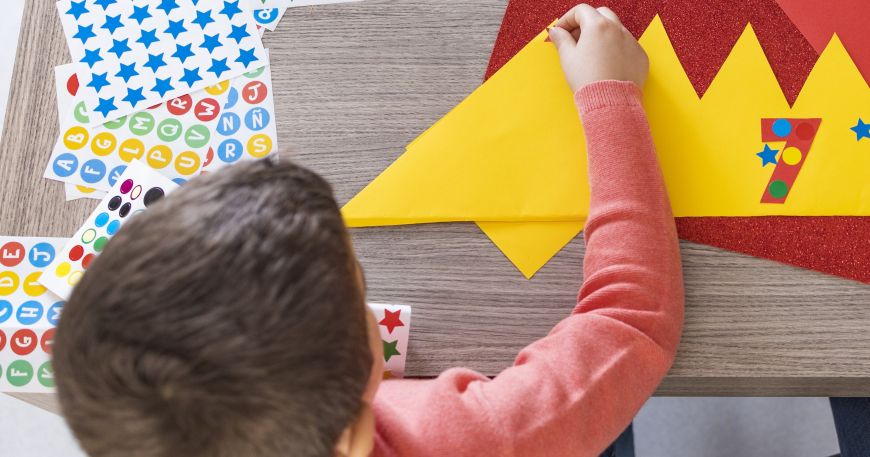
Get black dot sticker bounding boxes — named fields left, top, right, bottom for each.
left=108, top=196, right=122, bottom=211
left=143, top=187, right=165, bottom=208
left=119, top=202, right=132, bottom=218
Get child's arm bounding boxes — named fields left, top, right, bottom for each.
left=372, top=5, right=683, bottom=457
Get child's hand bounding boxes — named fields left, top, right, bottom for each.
left=548, top=4, right=649, bottom=92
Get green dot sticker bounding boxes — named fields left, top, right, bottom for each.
left=244, top=66, right=265, bottom=78
left=105, top=116, right=128, bottom=130
left=129, top=112, right=155, bottom=136
left=157, top=118, right=184, bottom=142
left=7, top=360, right=34, bottom=387
left=185, top=124, right=211, bottom=148
left=37, top=362, right=55, bottom=388
left=768, top=180, right=789, bottom=199
left=73, top=101, right=90, bottom=124
left=93, top=237, right=108, bottom=253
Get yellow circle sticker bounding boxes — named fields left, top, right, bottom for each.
left=63, top=126, right=89, bottom=150
left=75, top=185, right=98, bottom=194
left=146, top=145, right=173, bottom=169
left=205, top=80, right=230, bottom=96
left=55, top=262, right=71, bottom=278
left=67, top=271, right=84, bottom=287
left=174, top=150, right=201, bottom=175
left=781, top=146, right=803, bottom=166
left=23, top=272, right=47, bottom=297
left=0, top=271, right=20, bottom=296
left=91, top=132, right=118, bottom=156
left=247, top=134, right=273, bottom=159
left=118, top=138, right=145, bottom=162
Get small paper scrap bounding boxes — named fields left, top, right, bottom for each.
left=367, top=302, right=411, bottom=378
left=40, top=160, right=179, bottom=300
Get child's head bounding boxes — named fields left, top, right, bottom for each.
left=53, top=160, right=384, bottom=457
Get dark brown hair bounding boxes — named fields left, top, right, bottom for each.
left=53, top=160, right=372, bottom=457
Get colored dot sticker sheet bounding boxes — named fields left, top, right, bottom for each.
left=0, top=327, right=56, bottom=393
left=56, top=0, right=268, bottom=126
left=204, top=64, right=278, bottom=172
left=367, top=303, right=411, bottom=379
left=40, top=160, right=179, bottom=300
left=253, top=0, right=362, bottom=9
left=0, top=237, right=67, bottom=330
left=45, top=74, right=230, bottom=192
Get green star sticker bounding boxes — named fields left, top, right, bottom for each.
left=383, top=340, right=401, bottom=362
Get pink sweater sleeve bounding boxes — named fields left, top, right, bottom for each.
left=372, top=80, right=684, bottom=457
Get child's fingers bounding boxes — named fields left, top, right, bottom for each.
left=596, top=6, right=623, bottom=26
left=554, top=3, right=603, bottom=33
left=548, top=26, right=577, bottom=52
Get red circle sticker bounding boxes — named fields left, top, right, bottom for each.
left=0, top=329, right=6, bottom=351
left=82, top=253, right=95, bottom=269
left=0, top=241, right=26, bottom=267
left=11, top=329, right=38, bottom=356
left=41, top=328, right=56, bottom=354
left=203, top=147, right=214, bottom=167
left=69, top=245, right=85, bottom=262
left=242, top=81, right=268, bottom=105
left=67, top=73, right=79, bottom=96
left=167, top=95, right=193, bottom=116
left=194, top=98, right=221, bottom=122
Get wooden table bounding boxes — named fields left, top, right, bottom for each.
left=2, top=0, right=869, bottom=413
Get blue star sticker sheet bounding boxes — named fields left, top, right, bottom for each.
left=56, top=0, right=268, bottom=125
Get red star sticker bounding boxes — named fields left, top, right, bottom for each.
left=379, top=309, right=404, bottom=334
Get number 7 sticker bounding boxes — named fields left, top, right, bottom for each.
left=760, top=118, right=822, bottom=204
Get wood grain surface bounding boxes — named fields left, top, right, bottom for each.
left=2, top=0, right=869, bottom=414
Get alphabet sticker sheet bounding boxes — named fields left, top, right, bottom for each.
left=56, top=0, right=268, bottom=125
left=368, top=303, right=412, bottom=378
left=40, top=161, right=179, bottom=300
left=0, top=326, right=56, bottom=393
left=204, top=64, right=278, bottom=171
left=45, top=76, right=229, bottom=191
left=0, top=237, right=67, bottom=330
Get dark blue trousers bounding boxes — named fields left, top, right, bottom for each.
left=830, top=397, right=870, bottom=457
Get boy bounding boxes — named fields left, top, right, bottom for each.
left=53, top=4, right=683, bottom=457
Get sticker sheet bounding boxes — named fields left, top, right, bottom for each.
left=0, top=326, right=56, bottom=393
left=204, top=64, right=277, bottom=172
left=0, top=237, right=67, bottom=329
left=254, top=0, right=362, bottom=9
left=45, top=78, right=229, bottom=191
left=252, top=7, right=287, bottom=31
left=367, top=303, right=411, bottom=378
left=56, top=0, right=268, bottom=125
left=40, top=161, right=179, bottom=300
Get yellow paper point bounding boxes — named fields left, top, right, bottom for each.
left=478, top=221, right=585, bottom=278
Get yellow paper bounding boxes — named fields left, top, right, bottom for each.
left=342, top=16, right=870, bottom=277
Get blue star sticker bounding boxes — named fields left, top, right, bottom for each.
left=172, top=43, right=195, bottom=64
left=86, top=72, right=110, bottom=93
left=144, top=53, right=167, bottom=73
left=73, top=24, right=96, bottom=45
left=201, top=34, right=222, bottom=54
left=152, top=77, right=175, bottom=97
left=192, top=10, right=215, bottom=29
left=179, top=67, right=203, bottom=88
left=165, top=19, right=186, bottom=39
left=122, top=87, right=147, bottom=108
left=207, top=58, right=231, bottom=78
left=227, top=24, right=250, bottom=44
left=92, top=0, right=117, bottom=10
left=129, top=5, right=152, bottom=25
left=102, top=14, right=124, bottom=34
left=156, top=0, right=180, bottom=15
left=756, top=144, right=779, bottom=166
left=94, top=97, right=118, bottom=118
left=137, top=28, right=160, bottom=48
left=115, top=63, right=139, bottom=83
left=80, top=48, right=103, bottom=68
left=65, top=1, right=89, bottom=20
left=108, top=38, right=132, bottom=58
left=850, top=118, right=870, bottom=141
left=235, top=48, right=258, bottom=67
left=219, top=1, right=243, bottom=20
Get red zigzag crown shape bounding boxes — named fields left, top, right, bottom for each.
left=485, top=0, right=870, bottom=284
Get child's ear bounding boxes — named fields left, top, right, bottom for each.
left=334, top=403, right=376, bottom=457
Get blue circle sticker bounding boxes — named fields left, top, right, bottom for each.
left=29, top=242, right=56, bottom=268
left=80, top=159, right=107, bottom=184
left=217, top=139, right=244, bottom=164
left=772, top=119, right=792, bottom=138
left=108, top=165, right=127, bottom=187
left=52, top=153, right=79, bottom=178
left=225, top=87, right=239, bottom=110
left=95, top=212, right=110, bottom=228
left=254, top=8, right=279, bottom=24
left=16, top=300, right=44, bottom=326
left=0, top=300, right=12, bottom=324
left=47, top=302, right=64, bottom=326
left=172, top=178, right=187, bottom=186
left=106, top=220, right=121, bottom=235
left=216, top=112, right=241, bottom=136
left=245, top=107, right=270, bottom=131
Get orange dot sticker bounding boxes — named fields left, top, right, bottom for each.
left=91, top=132, right=118, bottom=156
left=174, top=150, right=202, bottom=175
left=63, top=126, right=89, bottom=150
left=118, top=138, right=145, bottom=162
left=205, top=80, right=230, bottom=96
left=247, top=134, right=273, bottom=158
left=781, top=147, right=802, bottom=166
left=146, top=145, right=173, bottom=169
left=0, top=271, right=20, bottom=296
left=55, top=262, right=71, bottom=278
left=22, top=272, right=46, bottom=297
